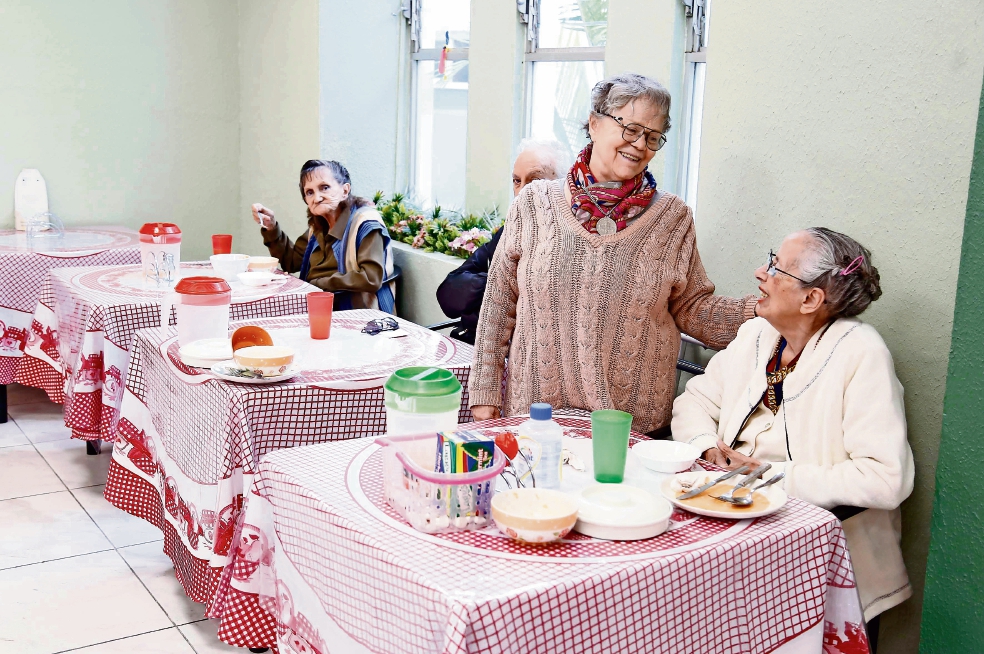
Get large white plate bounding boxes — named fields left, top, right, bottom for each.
left=660, top=470, right=788, bottom=520
left=210, top=361, right=298, bottom=384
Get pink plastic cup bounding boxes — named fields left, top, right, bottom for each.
left=307, top=292, right=334, bottom=339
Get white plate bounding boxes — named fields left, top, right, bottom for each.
left=573, top=484, right=672, bottom=541
left=179, top=338, right=233, bottom=368
left=210, top=361, right=298, bottom=384
left=660, top=470, right=788, bottom=520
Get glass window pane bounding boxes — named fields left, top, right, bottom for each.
left=537, top=0, right=609, bottom=48
left=414, top=59, right=469, bottom=209
left=529, top=60, right=605, bottom=164
left=684, top=62, right=706, bottom=212
left=419, top=0, right=470, bottom=49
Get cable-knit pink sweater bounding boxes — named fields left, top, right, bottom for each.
left=469, top=179, right=756, bottom=433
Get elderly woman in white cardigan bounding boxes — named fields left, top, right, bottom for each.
left=672, top=228, right=914, bottom=641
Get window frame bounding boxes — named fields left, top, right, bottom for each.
left=406, top=0, right=471, bottom=207
left=676, top=0, right=709, bottom=211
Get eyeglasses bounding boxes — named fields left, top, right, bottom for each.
left=602, top=113, right=667, bottom=152
left=362, top=317, right=399, bottom=335
left=766, top=250, right=811, bottom=284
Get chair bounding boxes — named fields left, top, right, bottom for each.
left=426, top=318, right=461, bottom=332
left=677, top=333, right=711, bottom=376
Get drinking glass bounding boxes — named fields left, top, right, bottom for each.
left=591, top=410, right=633, bottom=483
left=307, top=292, right=334, bottom=339
left=211, top=234, right=233, bottom=255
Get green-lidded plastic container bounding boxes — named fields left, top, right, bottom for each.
left=384, top=367, right=462, bottom=436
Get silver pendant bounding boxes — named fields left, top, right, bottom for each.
left=596, top=217, right=617, bottom=236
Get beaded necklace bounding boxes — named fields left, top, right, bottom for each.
left=763, top=322, right=834, bottom=415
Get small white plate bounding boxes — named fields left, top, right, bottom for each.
left=237, top=271, right=288, bottom=288
left=660, top=471, right=788, bottom=520
left=573, top=484, right=672, bottom=541
left=210, top=361, right=298, bottom=384
left=179, top=338, right=234, bottom=368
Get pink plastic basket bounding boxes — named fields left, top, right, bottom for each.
left=376, top=432, right=506, bottom=534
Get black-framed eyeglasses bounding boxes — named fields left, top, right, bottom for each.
left=602, top=113, right=667, bottom=152
left=362, top=317, right=399, bottom=335
left=766, top=250, right=810, bottom=284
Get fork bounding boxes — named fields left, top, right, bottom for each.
left=714, top=463, right=772, bottom=504
left=716, top=472, right=786, bottom=506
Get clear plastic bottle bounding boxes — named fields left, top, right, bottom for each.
left=518, top=403, right=564, bottom=489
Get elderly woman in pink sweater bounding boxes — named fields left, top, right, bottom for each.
left=469, top=73, right=756, bottom=435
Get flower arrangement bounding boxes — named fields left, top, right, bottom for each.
left=374, top=191, right=499, bottom=260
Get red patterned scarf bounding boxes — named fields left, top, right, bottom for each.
left=568, top=143, right=658, bottom=234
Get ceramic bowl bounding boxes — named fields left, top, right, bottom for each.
left=491, top=488, right=579, bottom=544
left=247, top=256, right=280, bottom=272
left=210, top=254, right=250, bottom=281
left=231, top=326, right=274, bottom=352
left=632, top=440, right=701, bottom=474
left=237, top=271, right=279, bottom=287
left=574, top=484, right=672, bottom=541
left=233, top=345, right=294, bottom=377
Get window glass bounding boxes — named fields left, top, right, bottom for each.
left=419, top=0, right=470, bottom=49
left=537, top=0, right=609, bottom=48
left=529, top=60, right=604, bottom=163
left=684, top=62, right=706, bottom=211
left=414, top=59, right=469, bottom=209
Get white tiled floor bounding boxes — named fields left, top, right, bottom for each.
left=0, top=384, right=245, bottom=653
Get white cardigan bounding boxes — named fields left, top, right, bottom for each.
left=672, top=317, right=914, bottom=620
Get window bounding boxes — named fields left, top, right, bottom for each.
left=524, top=0, right=609, bottom=164
left=409, top=0, right=470, bottom=209
left=677, top=0, right=709, bottom=211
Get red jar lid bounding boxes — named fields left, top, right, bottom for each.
left=174, top=276, right=231, bottom=295
left=139, top=222, right=182, bottom=236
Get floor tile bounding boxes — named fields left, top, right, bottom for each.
left=0, top=550, right=172, bottom=653
left=69, top=627, right=196, bottom=653
left=0, top=490, right=112, bottom=569
left=5, top=383, right=51, bottom=406
left=34, top=437, right=112, bottom=489
left=10, top=400, right=73, bottom=443
left=0, top=418, right=30, bottom=448
left=178, top=619, right=243, bottom=653
left=73, top=484, right=163, bottom=548
left=119, top=542, right=205, bottom=626
left=0, top=444, right=65, bottom=500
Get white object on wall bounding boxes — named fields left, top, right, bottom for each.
left=14, top=169, right=49, bottom=231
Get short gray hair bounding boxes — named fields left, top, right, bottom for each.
left=799, top=227, right=882, bottom=318
left=582, top=73, right=673, bottom=139
left=516, top=138, right=568, bottom=179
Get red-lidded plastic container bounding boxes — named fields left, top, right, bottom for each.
left=139, top=222, right=182, bottom=244
left=140, top=223, right=182, bottom=284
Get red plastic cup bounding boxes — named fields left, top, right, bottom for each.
left=211, top=234, right=233, bottom=255
left=307, top=292, right=334, bottom=339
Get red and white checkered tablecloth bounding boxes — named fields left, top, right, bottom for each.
left=0, top=227, right=140, bottom=383
left=210, top=415, right=871, bottom=654
left=14, top=262, right=315, bottom=440
left=103, top=310, right=474, bottom=612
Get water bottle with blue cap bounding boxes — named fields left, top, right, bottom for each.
left=518, top=403, right=564, bottom=489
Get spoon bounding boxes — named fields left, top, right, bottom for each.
left=713, top=463, right=771, bottom=504
left=715, top=472, right=786, bottom=506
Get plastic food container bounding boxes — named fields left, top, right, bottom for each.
left=160, top=276, right=232, bottom=347
left=139, top=222, right=182, bottom=285
left=377, top=432, right=505, bottom=534
left=384, top=367, right=462, bottom=437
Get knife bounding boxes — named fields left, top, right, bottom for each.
left=734, top=463, right=772, bottom=490
left=677, top=465, right=750, bottom=500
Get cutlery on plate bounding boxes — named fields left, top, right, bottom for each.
left=715, top=472, right=786, bottom=506
left=677, top=465, right=750, bottom=500
left=713, top=463, right=772, bottom=504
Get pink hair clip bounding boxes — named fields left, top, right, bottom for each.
left=840, top=255, right=864, bottom=276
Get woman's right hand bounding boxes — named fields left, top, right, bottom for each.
left=252, top=203, right=276, bottom=230
left=471, top=405, right=501, bottom=422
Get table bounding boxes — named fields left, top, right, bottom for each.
left=0, top=226, right=140, bottom=420
left=104, top=310, right=474, bottom=612
left=210, top=416, right=870, bottom=654
left=14, top=263, right=316, bottom=443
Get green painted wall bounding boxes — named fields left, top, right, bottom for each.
left=919, top=76, right=984, bottom=653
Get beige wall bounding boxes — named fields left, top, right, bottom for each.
left=237, top=0, right=321, bottom=257
left=695, top=2, right=984, bottom=650
left=0, top=0, right=241, bottom=262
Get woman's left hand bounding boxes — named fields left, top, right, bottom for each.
left=713, top=439, right=763, bottom=472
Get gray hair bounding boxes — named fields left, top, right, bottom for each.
left=800, top=227, right=882, bottom=318
left=516, top=138, right=568, bottom=179
left=582, top=73, right=673, bottom=139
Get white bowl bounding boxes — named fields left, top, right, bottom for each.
left=233, top=345, right=295, bottom=377
left=237, top=271, right=279, bottom=287
left=574, top=484, right=672, bottom=541
left=632, top=440, right=701, bottom=474
left=491, top=488, right=579, bottom=544
left=210, top=254, right=250, bottom=281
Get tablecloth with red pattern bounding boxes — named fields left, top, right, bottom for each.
left=14, top=262, right=315, bottom=440
left=103, top=310, right=474, bottom=614
left=210, top=415, right=871, bottom=654
left=0, top=227, right=140, bottom=383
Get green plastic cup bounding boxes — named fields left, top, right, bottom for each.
left=591, top=409, right=633, bottom=483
